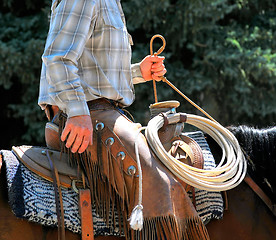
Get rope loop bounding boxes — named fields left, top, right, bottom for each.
left=150, top=34, right=166, bottom=56
left=145, top=35, right=247, bottom=191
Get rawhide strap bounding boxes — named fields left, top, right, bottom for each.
left=79, top=189, right=94, bottom=240
left=46, top=150, right=66, bottom=240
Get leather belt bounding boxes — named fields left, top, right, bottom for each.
left=87, top=98, right=124, bottom=111
left=46, top=98, right=124, bottom=123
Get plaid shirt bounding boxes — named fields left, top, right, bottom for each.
left=38, top=0, right=144, bottom=118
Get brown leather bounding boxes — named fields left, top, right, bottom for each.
left=42, top=98, right=209, bottom=239
left=179, top=113, right=188, bottom=123
left=157, top=121, right=204, bottom=199
left=79, top=189, right=94, bottom=240
left=158, top=122, right=182, bottom=144
left=158, top=123, right=204, bottom=171
left=168, top=135, right=204, bottom=194
left=169, top=135, right=204, bottom=169
left=244, top=174, right=276, bottom=216
left=47, top=150, right=66, bottom=240
left=45, top=122, right=60, bottom=150
left=87, top=98, right=123, bottom=110
left=159, top=112, right=169, bottom=130
left=90, top=116, right=139, bottom=204
left=75, top=105, right=209, bottom=239
left=44, top=98, right=121, bottom=151
left=12, top=146, right=79, bottom=188
left=44, top=105, right=53, bottom=122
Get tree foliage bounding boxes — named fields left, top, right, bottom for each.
left=1, top=0, right=276, bottom=148
left=124, top=0, right=276, bottom=125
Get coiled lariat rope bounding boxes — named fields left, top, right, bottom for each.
left=129, top=35, right=247, bottom=230
left=145, top=34, right=247, bottom=191
left=145, top=113, right=247, bottom=191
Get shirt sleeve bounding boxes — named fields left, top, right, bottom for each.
left=42, top=0, right=97, bottom=118
left=131, top=63, right=146, bottom=84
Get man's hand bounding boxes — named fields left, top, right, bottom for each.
left=61, top=115, right=93, bottom=153
left=140, top=55, right=167, bottom=81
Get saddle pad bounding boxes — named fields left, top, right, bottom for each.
left=1, top=149, right=122, bottom=237
left=185, top=131, right=224, bottom=222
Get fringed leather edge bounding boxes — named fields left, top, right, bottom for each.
left=58, top=113, right=210, bottom=240
left=127, top=215, right=209, bottom=240
left=183, top=216, right=210, bottom=240
left=58, top=114, right=128, bottom=237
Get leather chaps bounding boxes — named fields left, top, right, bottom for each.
left=45, top=98, right=209, bottom=240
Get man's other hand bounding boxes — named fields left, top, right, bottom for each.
left=61, top=115, right=93, bottom=153
left=140, top=55, right=167, bottom=81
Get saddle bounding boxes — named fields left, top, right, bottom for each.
left=12, top=146, right=79, bottom=188
left=12, top=145, right=89, bottom=240
left=13, top=98, right=209, bottom=240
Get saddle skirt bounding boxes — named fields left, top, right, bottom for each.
left=12, top=145, right=79, bottom=188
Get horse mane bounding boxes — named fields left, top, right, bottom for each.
left=229, top=125, right=276, bottom=202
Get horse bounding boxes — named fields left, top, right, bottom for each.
left=1, top=125, right=276, bottom=240
left=206, top=125, right=276, bottom=240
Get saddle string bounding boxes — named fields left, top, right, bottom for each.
left=46, top=150, right=66, bottom=240
left=129, top=127, right=146, bottom=231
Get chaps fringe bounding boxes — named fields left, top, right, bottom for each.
left=58, top=113, right=209, bottom=240
left=127, top=215, right=209, bottom=240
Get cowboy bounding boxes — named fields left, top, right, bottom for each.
left=38, top=0, right=166, bottom=153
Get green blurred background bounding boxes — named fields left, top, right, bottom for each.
left=1, top=0, right=276, bottom=149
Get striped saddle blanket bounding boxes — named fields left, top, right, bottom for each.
left=1, top=131, right=223, bottom=236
